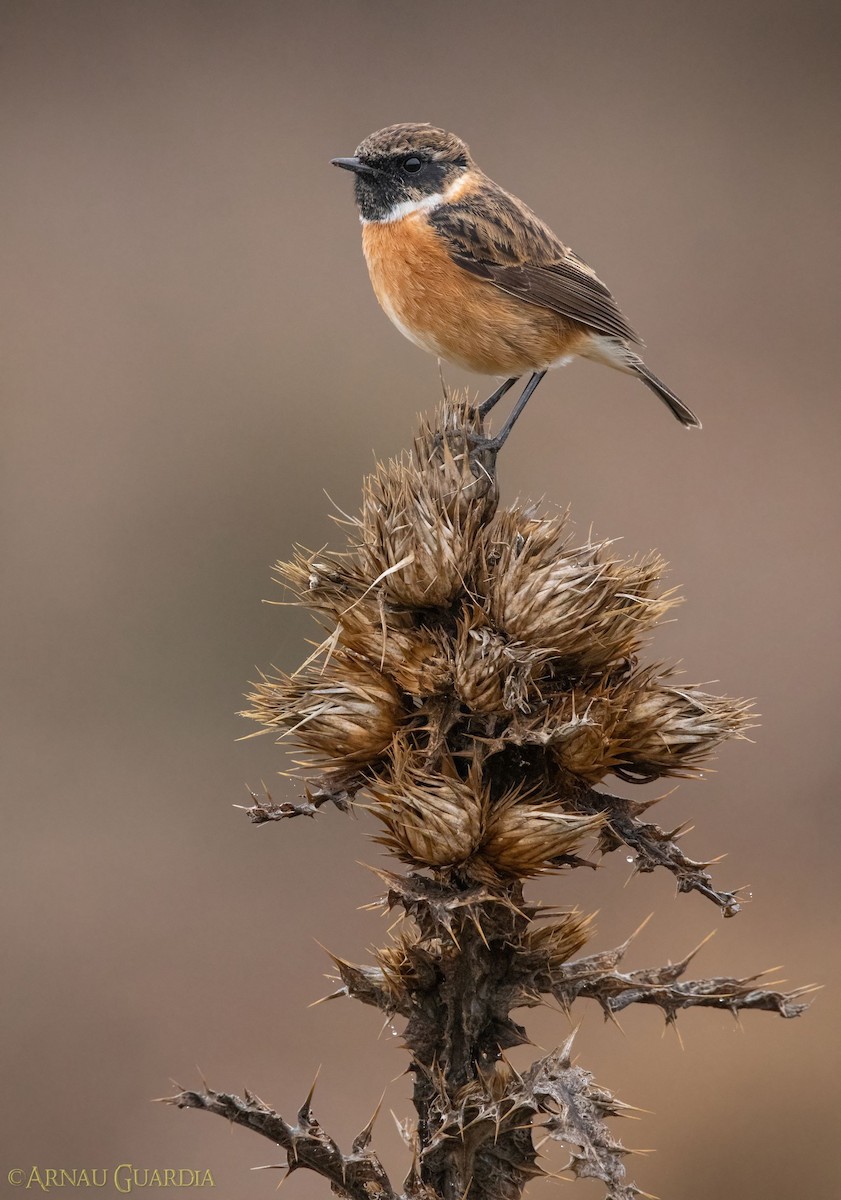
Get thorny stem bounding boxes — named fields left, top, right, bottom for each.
left=164, top=1085, right=399, bottom=1200
left=404, top=884, right=532, bottom=1200
left=564, top=775, right=745, bottom=917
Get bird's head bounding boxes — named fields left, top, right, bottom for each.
left=332, top=123, right=473, bottom=222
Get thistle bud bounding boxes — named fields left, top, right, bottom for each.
left=479, top=509, right=677, bottom=673
left=243, top=652, right=405, bottom=770
left=523, top=911, right=594, bottom=968
left=481, top=787, right=604, bottom=878
left=367, top=748, right=485, bottom=868
left=611, top=679, right=753, bottom=781
left=453, top=606, right=509, bottom=713
left=353, top=399, right=497, bottom=609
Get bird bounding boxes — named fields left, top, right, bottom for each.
left=331, top=123, right=700, bottom=447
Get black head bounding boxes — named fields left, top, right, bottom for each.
left=332, top=123, right=474, bottom=222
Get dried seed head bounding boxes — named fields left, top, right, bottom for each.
left=508, top=670, right=752, bottom=784
left=336, top=598, right=453, bottom=698
left=479, top=508, right=677, bottom=673
left=610, top=679, right=754, bottom=781
left=243, top=652, right=405, bottom=770
left=276, top=550, right=453, bottom=697
left=453, top=606, right=508, bottom=713
left=481, top=786, right=604, bottom=878
left=412, top=395, right=499, bottom=526
left=372, top=924, right=427, bottom=999
left=502, top=681, right=622, bottom=780
left=552, top=715, right=619, bottom=783
left=274, top=547, right=370, bottom=613
left=351, top=398, right=496, bottom=609
left=366, top=742, right=602, bottom=878
left=372, top=625, right=454, bottom=698
left=355, top=460, right=477, bottom=608
left=507, top=683, right=626, bottom=783
left=453, top=604, right=544, bottom=715
left=367, top=747, right=486, bottom=868
left=524, top=911, right=595, bottom=967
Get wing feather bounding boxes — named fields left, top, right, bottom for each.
left=429, top=180, right=642, bottom=346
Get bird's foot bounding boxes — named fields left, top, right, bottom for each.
left=427, top=425, right=499, bottom=490
left=464, top=431, right=501, bottom=481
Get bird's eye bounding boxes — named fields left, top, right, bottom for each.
left=402, top=156, right=423, bottom=174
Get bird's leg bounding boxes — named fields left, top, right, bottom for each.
left=486, top=370, right=547, bottom=449
left=465, top=370, right=547, bottom=478
left=478, top=376, right=519, bottom=418
left=430, top=377, right=518, bottom=464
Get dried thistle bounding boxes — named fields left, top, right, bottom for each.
left=243, top=650, right=405, bottom=769
left=478, top=508, right=679, bottom=673
left=367, top=747, right=487, bottom=869
left=353, top=410, right=493, bottom=608
left=172, top=396, right=808, bottom=1200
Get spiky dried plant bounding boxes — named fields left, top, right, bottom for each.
left=168, top=398, right=809, bottom=1200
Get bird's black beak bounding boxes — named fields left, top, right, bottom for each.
left=331, top=156, right=378, bottom=176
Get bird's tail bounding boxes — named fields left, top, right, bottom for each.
left=581, top=335, right=702, bottom=429
left=634, top=363, right=702, bottom=429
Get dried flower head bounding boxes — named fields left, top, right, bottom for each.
left=480, top=788, right=604, bottom=879
left=276, top=549, right=453, bottom=698
left=479, top=508, right=679, bottom=674
left=367, top=748, right=486, bottom=869
left=453, top=605, right=510, bottom=714
left=609, top=677, right=754, bottom=782
left=245, top=396, right=750, bottom=875
left=243, top=651, right=405, bottom=770
left=351, top=406, right=497, bottom=609
left=365, top=742, right=603, bottom=880
left=522, top=911, right=595, bottom=969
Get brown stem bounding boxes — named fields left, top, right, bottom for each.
left=565, top=775, right=744, bottom=916
left=163, top=1084, right=399, bottom=1200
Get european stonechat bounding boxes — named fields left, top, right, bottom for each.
left=332, top=123, right=700, bottom=445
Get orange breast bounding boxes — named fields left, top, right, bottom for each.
left=362, top=215, right=586, bottom=376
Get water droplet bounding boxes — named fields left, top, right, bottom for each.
left=626, top=856, right=634, bottom=863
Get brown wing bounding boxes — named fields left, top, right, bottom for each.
left=429, top=179, right=642, bottom=346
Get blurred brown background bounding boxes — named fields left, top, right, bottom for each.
left=2, top=1, right=839, bottom=1195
